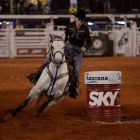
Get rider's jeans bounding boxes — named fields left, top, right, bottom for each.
left=64, top=43, right=83, bottom=87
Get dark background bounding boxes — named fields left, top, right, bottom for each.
left=0, top=0, right=140, bottom=14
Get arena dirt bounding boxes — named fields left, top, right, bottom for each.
left=0, top=57, right=140, bottom=140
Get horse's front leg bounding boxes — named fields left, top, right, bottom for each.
left=36, top=94, right=64, bottom=114
left=47, top=96, right=64, bottom=108
left=10, top=96, right=31, bottom=117
left=37, top=95, right=54, bottom=114
left=10, top=85, right=42, bottom=117
left=37, top=79, right=68, bottom=114
left=27, top=68, right=52, bottom=103
left=10, top=70, right=51, bottom=117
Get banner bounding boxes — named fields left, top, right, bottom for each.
left=114, top=29, right=132, bottom=56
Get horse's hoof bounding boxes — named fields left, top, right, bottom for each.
left=0, top=109, right=15, bottom=122
left=6, top=109, right=18, bottom=118
left=4, top=113, right=14, bottom=121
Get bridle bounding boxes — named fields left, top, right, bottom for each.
left=45, top=39, right=69, bottom=96
left=50, top=45, right=66, bottom=66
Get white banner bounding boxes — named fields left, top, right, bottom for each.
left=85, top=71, right=121, bottom=84
left=114, top=29, right=132, bottom=56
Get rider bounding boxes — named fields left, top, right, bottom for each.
left=27, top=9, right=91, bottom=99
left=64, top=9, right=91, bottom=99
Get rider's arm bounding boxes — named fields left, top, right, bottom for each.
left=85, top=26, right=92, bottom=50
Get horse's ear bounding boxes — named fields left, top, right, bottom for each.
left=50, top=34, right=54, bottom=42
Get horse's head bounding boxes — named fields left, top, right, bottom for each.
left=50, top=34, right=65, bottom=64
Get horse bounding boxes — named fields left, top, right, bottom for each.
left=10, top=34, right=69, bottom=117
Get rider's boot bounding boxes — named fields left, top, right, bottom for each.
left=65, top=56, right=79, bottom=99
left=68, top=74, right=79, bottom=99
left=69, top=83, right=79, bottom=99
left=27, top=63, right=47, bottom=84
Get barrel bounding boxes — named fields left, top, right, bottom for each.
left=85, top=71, right=121, bottom=123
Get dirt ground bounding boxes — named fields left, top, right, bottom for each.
left=0, top=57, right=140, bottom=140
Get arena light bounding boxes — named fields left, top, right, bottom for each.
left=88, top=22, right=94, bottom=26
left=6, top=22, right=10, bottom=25
left=116, top=21, right=125, bottom=25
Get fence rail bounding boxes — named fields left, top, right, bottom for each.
left=0, top=29, right=9, bottom=57
left=0, top=25, right=139, bottom=58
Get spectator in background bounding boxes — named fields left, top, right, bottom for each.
left=29, top=0, right=43, bottom=14
left=15, top=21, right=24, bottom=29
left=0, top=0, right=10, bottom=14
left=14, top=0, right=30, bottom=14
left=24, top=0, right=31, bottom=14
left=19, top=0, right=25, bottom=14
left=78, top=0, right=90, bottom=13
left=50, top=0, right=58, bottom=12
left=37, top=0, right=43, bottom=13
left=1, top=21, right=7, bottom=29
left=45, top=0, right=52, bottom=14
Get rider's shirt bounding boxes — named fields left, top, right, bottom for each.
left=65, top=22, right=91, bottom=49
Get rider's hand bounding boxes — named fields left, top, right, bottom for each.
left=81, top=47, right=86, bottom=52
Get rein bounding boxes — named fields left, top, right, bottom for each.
left=51, top=50, right=66, bottom=65
left=46, top=65, right=68, bottom=82
left=46, top=64, right=68, bottom=96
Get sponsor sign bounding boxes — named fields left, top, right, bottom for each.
left=16, top=48, right=47, bottom=56
left=115, top=29, right=132, bottom=56
left=89, top=91, right=119, bottom=106
left=85, top=71, right=121, bottom=84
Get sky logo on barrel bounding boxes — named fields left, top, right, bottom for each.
left=89, top=91, right=119, bottom=106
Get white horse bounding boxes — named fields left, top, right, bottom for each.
left=10, top=34, right=69, bottom=116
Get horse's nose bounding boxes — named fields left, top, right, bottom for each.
left=54, top=53, right=63, bottom=62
